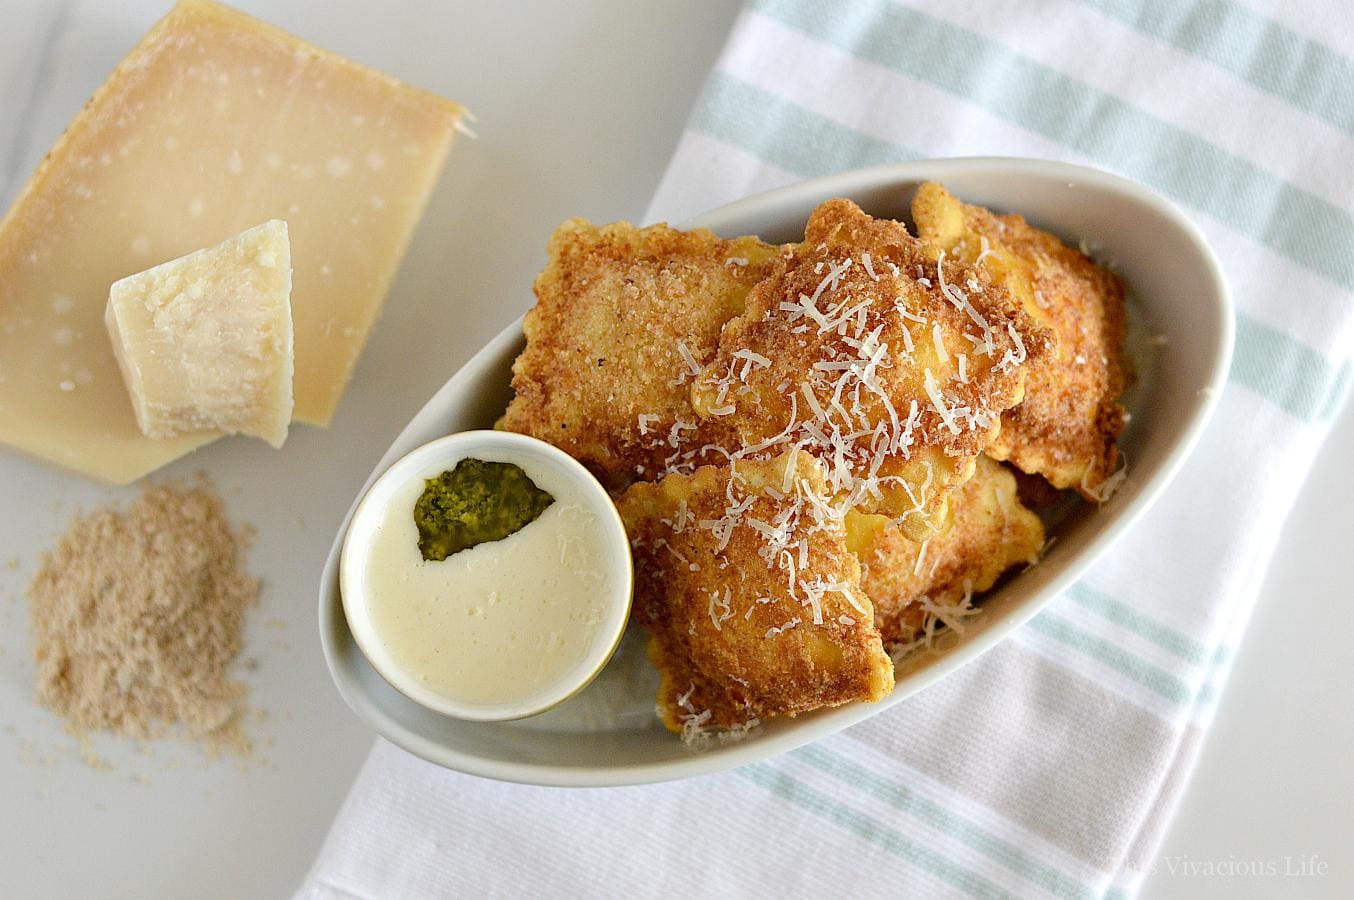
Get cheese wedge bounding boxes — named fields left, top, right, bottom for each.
left=107, top=220, right=294, bottom=448
left=0, top=0, right=465, bottom=482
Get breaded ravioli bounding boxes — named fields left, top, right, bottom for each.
left=617, top=451, right=894, bottom=733
left=499, top=219, right=784, bottom=489
left=850, top=455, right=1044, bottom=645
left=912, top=183, right=1128, bottom=500
left=692, top=199, right=1051, bottom=541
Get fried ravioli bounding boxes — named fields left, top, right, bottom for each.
left=912, top=183, right=1128, bottom=500
left=499, top=219, right=784, bottom=489
left=617, top=450, right=894, bottom=733
left=851, top=455, right=1044, bottom=645
left=692, top=199, right=1051, bottom=541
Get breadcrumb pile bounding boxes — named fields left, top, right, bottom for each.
left=27, top=476, right=258, bottom=754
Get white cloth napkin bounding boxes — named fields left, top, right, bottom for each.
left=298, top=2, right=1354, bottom=897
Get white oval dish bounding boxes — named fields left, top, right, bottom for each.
left=318, top=158, right=1233, bottom=787
left=339, top=430, right=633, bottom=722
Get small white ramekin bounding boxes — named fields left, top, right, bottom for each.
left=339, top=430, right=632, bottom=722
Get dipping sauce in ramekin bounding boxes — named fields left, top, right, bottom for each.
left=340, top=431, right=632, bottom=721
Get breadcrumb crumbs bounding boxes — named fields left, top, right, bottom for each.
left=27, top=475, right=258, bottom=756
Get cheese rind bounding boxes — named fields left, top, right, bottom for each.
left=107, top=220, right=294, bottom=448
left=0, top=0, right=464, bottom=482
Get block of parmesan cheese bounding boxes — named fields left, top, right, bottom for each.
left=107, top=220, right=294, bottom=448
left=0, top=0, right=465, bottom=482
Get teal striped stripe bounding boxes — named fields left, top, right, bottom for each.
left=1320, top=361, right=1353, bottom=420
left=1194, top=642, right=1239, bottom=708
left=1067, top=584, right=1207, bottom=664
left=1027, top=611, right=1194, bottom=705
left=692, top=71, right=1342, bottom=422
left=1232, top=316, right=1347, bottom=421
left=739, top=763, right=1017, bottom=898
left=689, top=73, right=921, bottom=173
left=798, top=745, right=1093, bottom=899
left=1078, top=0, right=1354, bottom=136
left=691, top=71, right=907, bottom=172
left=752, top=0, right=1354, bottom=294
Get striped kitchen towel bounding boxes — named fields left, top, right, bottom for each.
left=298, top=2, right=1354, bottom=897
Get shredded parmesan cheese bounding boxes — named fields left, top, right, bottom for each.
left=1082, top=454, right=1128, bottom=503
left=931, top=323, right=949, bottom=364
left=861, top=251, right=880, bottom=281
left=923, top=368, right=960, bottom=435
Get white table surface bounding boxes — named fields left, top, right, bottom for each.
left=1, top=3, right=1349, bottom=898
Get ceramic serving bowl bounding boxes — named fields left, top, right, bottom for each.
left=318, top=158, right=1233, bottom=787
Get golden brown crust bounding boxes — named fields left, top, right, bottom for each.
left=692, top=199, right=1051, bottom=540
left=501, top=200, right=1077, bottom=740
left=617, top=451, right=894, bottom=731
left=499, top=219, right=784, bottom=489
left=852, top=456, right=1044, bottom=644
left=912, top=183, right=1128, bottom=499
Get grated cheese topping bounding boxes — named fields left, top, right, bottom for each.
left=1081, top=453, right=1128, bottom=503
left=637, top=220, right=1046, bottom=682
left=936, top=250, right=994, bottom=356
left=931, top=322, right=950, bottom=364
left=888, top=583, right=981, bottom=660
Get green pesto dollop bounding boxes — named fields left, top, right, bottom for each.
left=413, top=459, right=555, bottom=562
